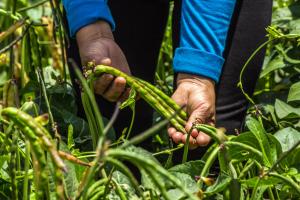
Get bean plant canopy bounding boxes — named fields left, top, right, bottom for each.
left=0, top=0, right=300, bottom=199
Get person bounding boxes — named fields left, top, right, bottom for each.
left=63, top=0, right=272, bottom=159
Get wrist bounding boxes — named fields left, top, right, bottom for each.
left=76, top=20, right=114, bottom=45
left=176, top=73, right=215, bottom=88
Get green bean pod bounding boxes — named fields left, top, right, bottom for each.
left=136, top=78, right=187, bottom=120
left=0, top=131, right=11, bottom=153
left=107, top=149, right=198, bottom=200
left=89, top=187, right=105, bottom=200
left=112, top=179, right=128, bottom=200
left=194, top=124, right=227, bottom=144
left=19, top=125, right=48, bottom=199
left=144, top=167, right=170, bottom=200
left=90, top=65, right=187, bottom=121
left=88, top=65, right=187, bottom=134
left=1, top=107, right=66, bottom=171
left=3, top=79, right=18, bottom=108
left=134, top=79, right=186, bottom=126
left=131, top=81, right=186, bottom=133
left=87, top=178, right=108, bottom=198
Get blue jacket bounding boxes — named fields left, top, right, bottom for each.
left=63, top=0, right=236, bottom=82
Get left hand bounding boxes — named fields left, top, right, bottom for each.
left=168, top=73, right=216, bottom=149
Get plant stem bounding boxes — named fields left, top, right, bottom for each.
left=250, top=178, right=261, bottom=200
left=36, top=70, right=56, bottom=137
left=238, top=160, right=255, bottom=179
left=0, top=9, right=20, bottom=20
left=145, top=167, right=170, bottom=200
left=112, top=179, right=128, bottom=200
left=125, top=104, right=135, bottom=140
left=10, top=131, right=18, bottom=200
left=267, top=187, right=275, bottom=200
left=152, top=144, right=184, bottom=156
left=197, top=146, right=219, bottom=187
left=238, top=38, right=277, bottom=105
left=182, top=127, right=193, bottom=163
left=81, top=92, right=98, bottom=148
left=70, top=59, right=104, bottom=136
left=17, top=0, right=48, bottom=12
left=269, top=172, right=300, bottom=195
left=104, top=102, right=120, bottom=135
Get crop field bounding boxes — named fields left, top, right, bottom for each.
left=0, top=0, right=300, bottom=199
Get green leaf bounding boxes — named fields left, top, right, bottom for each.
left=0, top=155, right=10, bottom=182
left=228, top=132, right=262, bottom=162
left=259, top=56, right=286, bottom=78
left=246, top=117, right=272, bottom=167
left=167, top=172, right=199, bottom=200
left=275, top=99, right=300, bottom=119
left=288, top=82, right=300, bottom=103
left=50, top=106, right=91, bottom=147
left=168, top=160, right=205, bottom=179
left=205, top=173, right=231, bottom=196
left=241, top=176, right=281, bottom=188
left=112, top=171, right=136, bottom=196
left=274, top=127, right=300, bottom=152
left=264, top=105, right=278, bottom=125
left=267, top=133, right=283, bottom=164
left=47, top=84, right=77, bottom=114
left=273, top=127, right=300, bottom=167
left=284, top=147, right=300, bottom=166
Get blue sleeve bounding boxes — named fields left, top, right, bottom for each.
left=62, top=0, right=115, bottom=37
left=173, top=0, right=236, bottom=82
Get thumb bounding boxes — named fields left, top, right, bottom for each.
left=171, top=89, right=186, bottom=109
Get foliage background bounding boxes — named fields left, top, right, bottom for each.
left=0, top=0, right=300, bottom=199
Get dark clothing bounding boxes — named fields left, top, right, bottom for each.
left=65, top=0, right=272, bottom=162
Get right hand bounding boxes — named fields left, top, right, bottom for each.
left=76, top=20, right=131, bottom=102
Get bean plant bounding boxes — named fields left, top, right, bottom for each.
left=0, top=0, right=300, bottom=200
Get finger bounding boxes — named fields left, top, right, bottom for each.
left=190, top=129, right=199, bottom=138
left=196, top=132, right=211, bottom=146
left=185, top=112, right=202, bottom=132
left=181, top=134, right=196, bottom=145
left=103, top=77, right=127, bottom=102
left=93, top=74, right=114, bottom=95
left=118, top=87, right=131, bottom=102
left=185, top=108, right=211, bottom=132
left=100, top=57, right=112, bottom=66
left=168, top=127, right=177, bottom=137
left=171, top=132, right=183, bottom=144
left=181, top=134, right=198, bottom=149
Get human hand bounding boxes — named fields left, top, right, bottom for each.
left=168, top=73, right=216, bottom=148
left=76, top=20, right=131, bottom=102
